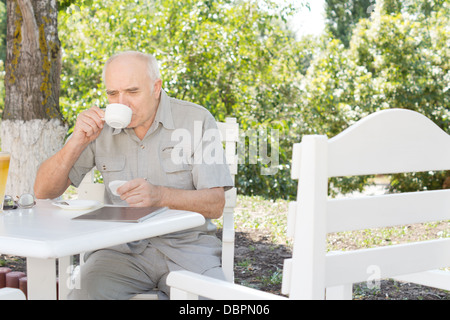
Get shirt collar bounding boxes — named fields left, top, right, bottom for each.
left=154, top=89, right=175, bottom=130
left=111, top=89, right=175, bottom=136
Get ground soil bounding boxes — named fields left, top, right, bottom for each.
left=227, top=226, right=450, bottom=300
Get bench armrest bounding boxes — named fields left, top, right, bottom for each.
left=167, top=270, right=287, bottom=300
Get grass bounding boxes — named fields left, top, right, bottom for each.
left=232, top=194, right=450, bottom=252
left=232, top=194, right=450, bottom=297
left=223, top=195, right=290, bottom=245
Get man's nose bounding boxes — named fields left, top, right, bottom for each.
left=118, top=93, right=129, bottom=106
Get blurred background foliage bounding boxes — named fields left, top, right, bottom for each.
left=0, top=0, right=449, bottom=199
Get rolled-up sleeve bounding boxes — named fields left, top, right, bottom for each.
left=67, top=138, right=96, bottom=187
left=191, top=113, right=234, bottom=191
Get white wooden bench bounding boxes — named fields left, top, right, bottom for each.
left=166, top=109, right=450, bottom=300
left=284, top=108, right=450, bottom=299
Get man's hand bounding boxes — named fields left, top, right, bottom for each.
left=118, top=178, right=163, bottom=207
left=117, top=178, right=225, bottom=219
left=34, top=106, right=105, bottom=200
left=72, top=106, right=105, bottom=146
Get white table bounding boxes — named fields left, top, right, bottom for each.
left=0, top=200, right=205, bottom=300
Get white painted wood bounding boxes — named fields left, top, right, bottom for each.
left=0, top=288, right=26, bottom=300
left=130, top=291, right=159, bottom=300
left=281, top=258, right=292, bottom=295
left=286, top=109, right=450, bottom=300
left=290, top=143, right=301, bottom=180
left=58, top=256, right=71, bottom=300
left=170, top=287, right=199, bottom=300
left=224, top=186, right=237, bottom=208
left=286, top=202, right=297, bottom=238
left=222, top=208, right=235, bottom=282
left=67, top=265, right=81, bottom=295
left=167, top=270, right=287, bottom=300
left=0, top=200, right=206, bottom=300
left=0, top=200, right=205, bottom=259
left=393, top=270, right=450, bottom=290
left=327, top=109, right=450, bottom=177
left=325, top=284, right=353, bottom=300
left=327, top=189, right=450, bottom=233
left=325, top=239, right=450, bottom=287
left=289, top=135, right=328, bottom=300
left=77, top=169, right=105, bottom=203
left=27, top=257, right=57, bottom=300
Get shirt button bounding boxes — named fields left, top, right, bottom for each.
left=140, top=145, right=145, bottom=150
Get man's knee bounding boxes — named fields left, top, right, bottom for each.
left=69, top=250, right=132, bottom=299
left=69, top=249, right=159, bottom=300
left=202, top=266, right=226, bottom=281
left=68, top=254, right=116, bottom=299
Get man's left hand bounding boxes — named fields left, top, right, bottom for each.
left=117, top=178, right=163, bottom=207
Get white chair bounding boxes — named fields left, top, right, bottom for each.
left=215, top=117, right=238, bottom=283
left=132, top=117, right=239, bottom=300
left=62, top=117, right=239, bottom=300
left=167, top=108, right=450, bottom=300
left=77, top=168, right=105, bottom=203
left=0, top=288, right=26, bottom=300
left=284, top=108, right=450, bottom=299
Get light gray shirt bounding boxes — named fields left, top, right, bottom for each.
left=68, top=90, right=234, bottom=273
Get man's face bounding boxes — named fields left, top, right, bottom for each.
left=104, top=56, right=161, bottom=132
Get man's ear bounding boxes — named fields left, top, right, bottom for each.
left=153, top=78, right=163, bottom=98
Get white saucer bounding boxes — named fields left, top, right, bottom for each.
left=52, top=200, right=101, bottom=210
left=108, top=180, right=127, bottom=196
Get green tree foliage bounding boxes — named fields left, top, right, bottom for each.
left=324, top=0, right=373, bottom=47
left=0, top=0, right=5, bottom=112
left=53, top=0, right=450, bottom=198
left=301, top=0, right=450, bottom=194
left=0, top=0, right=6, bottom=62
left=58, top=0, right=313, bottom=199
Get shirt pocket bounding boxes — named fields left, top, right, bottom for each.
left=160, top=151, right=193, bottom=189
left=95, top=155, right=127, bottom=182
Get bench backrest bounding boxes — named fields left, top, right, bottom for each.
left=284, top=109, right=450, bottom=299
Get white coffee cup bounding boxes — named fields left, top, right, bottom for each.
left=108, top=180, right=127, bottom=196
left=104, top=103, right=132, bottom=129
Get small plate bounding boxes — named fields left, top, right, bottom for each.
left=52, top=200, right=101, bottom=210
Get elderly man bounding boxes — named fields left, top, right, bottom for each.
left=34, top=51, right=233, bottom=299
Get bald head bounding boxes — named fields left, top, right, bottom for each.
left=102, top=51, right=160, bottom=83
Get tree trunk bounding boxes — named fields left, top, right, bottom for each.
left=1, top=0, right=67, bottom=197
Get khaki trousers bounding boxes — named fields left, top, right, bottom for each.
left=68, top=243, right=225, bottom=300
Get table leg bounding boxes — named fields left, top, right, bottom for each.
left=26, top=257, right=57, bottom=300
